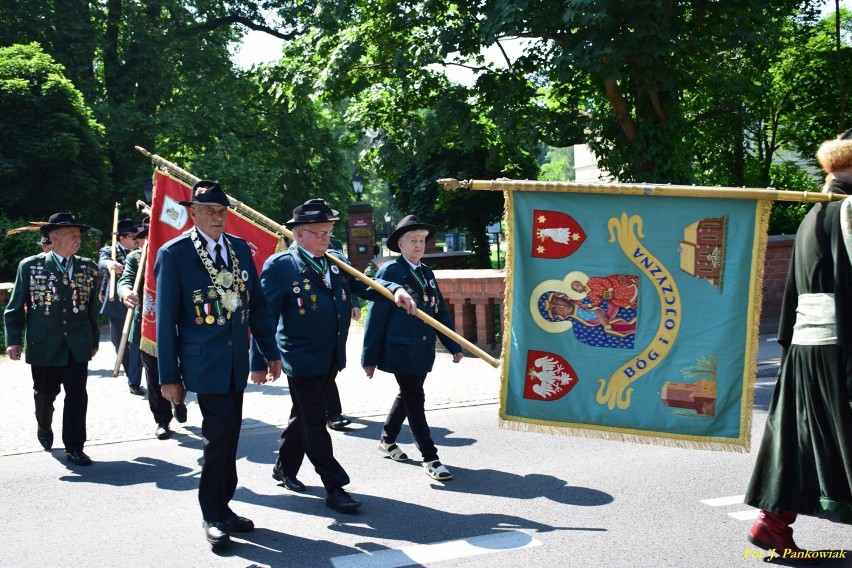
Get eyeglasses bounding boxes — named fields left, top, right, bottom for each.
left=302, top=228, right=332, bottom=239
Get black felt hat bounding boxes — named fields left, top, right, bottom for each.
left=386, top=215, right=437, bottom=253
left=286, top=198, right=339, bottom=229
left=135, top=216, right=150, bottom=239
left=40, top=212, right=91, bottom=236
left=179, top=180, right=231, bottom=207
left=113, top=218, right=138, bottom=235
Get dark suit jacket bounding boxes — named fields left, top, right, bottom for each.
left=154, top=230, right=279, bottom=394
left=250, top=245, right=400, bottom=377
left=362, top=257, right=461, bottom=374
left=4, top=252, right=100, bottom=366
left=98, top=244, right=131, bottom=318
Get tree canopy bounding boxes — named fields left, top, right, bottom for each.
left=0, top=43, right=110, bottom=223
left=0, top=0, right=850, bottom=274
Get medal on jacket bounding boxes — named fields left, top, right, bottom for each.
left=193, top=290, right=204, bottom=324
left=310, top=294, right=318, bottom=310
left=299, top=246, right=329, bottom=288
left=297, top=296, right=305, bottom=315
left=191, top=230, right=243, bottom=321
left=54, top=252, right=71, bottom=285
left=409, top=264, right=431, bottom=308
left=204, top=303, right=215, bottom=324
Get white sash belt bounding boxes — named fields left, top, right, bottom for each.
left=792, top=293, right=836, bottom=345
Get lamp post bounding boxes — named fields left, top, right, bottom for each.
left=142, top=182, right=153, bottom=203
left=351, top=174, right=364, bottom=201
left=346, top=173, right=373, bottom=270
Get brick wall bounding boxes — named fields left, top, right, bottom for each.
left=760, top=235, right=794, bottom=334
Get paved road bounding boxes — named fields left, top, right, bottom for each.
left=2, top=329, right=850, bottom=568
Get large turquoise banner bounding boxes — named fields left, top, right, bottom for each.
left=500, top=189, right=770, bottom=451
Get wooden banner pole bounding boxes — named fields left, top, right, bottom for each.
left=135, top=147, right=499, bottom=368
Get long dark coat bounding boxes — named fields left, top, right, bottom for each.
left=745, top=177, right=852, bottom=524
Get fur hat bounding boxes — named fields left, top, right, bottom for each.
left=816, top=129, right=852, bottom=173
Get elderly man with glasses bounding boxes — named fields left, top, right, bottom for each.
left=250, top=198, right=417, bottom=514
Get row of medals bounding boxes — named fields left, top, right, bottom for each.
left=192, top=232, right=244, bottom=325
left=28, top=262, right=92, bottom=315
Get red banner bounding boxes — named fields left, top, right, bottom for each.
left=139, top=171, right=283, bottom=356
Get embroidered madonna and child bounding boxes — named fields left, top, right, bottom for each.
left=532, top=270, right=639, bottom=350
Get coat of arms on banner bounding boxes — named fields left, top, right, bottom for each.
left=532, top=210, right=585, bottom=258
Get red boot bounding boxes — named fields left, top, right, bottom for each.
left=748, top=510, right=819, bottom=564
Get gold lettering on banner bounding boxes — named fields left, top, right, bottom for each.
left=595, top=213, right=682, bottom=410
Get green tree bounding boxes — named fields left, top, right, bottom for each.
left=0, top=43, right=111, bottom=226
left=0, top=1, right=357, bottom=230
left=274, top=0, right=823, bottom=184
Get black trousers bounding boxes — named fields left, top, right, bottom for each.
left=381, top=373, right=438, bottom=462
left=325, top=380, right=342, bottom=417
left=140, top=351, right=173, bottom=425
left=108, top=315, right=142, bottom=386
left=277, top=366, right=349, bottom=491
left=31, top=355, right=88, bottom=452
left=197, top=386, right=244, bottom=522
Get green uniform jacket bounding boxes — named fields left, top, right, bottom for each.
left=117, top=248, right=144, bottom=348
left=3, top=252, right=100, bottom=366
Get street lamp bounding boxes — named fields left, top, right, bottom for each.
left=142, top=182, right=153, bottom=203
left=351, top=174, right=364, bottom=201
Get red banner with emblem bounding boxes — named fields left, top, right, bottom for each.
left=139, top=171, right=284, bottom=356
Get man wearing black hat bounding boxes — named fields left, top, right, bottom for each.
left=4, top=213, right=100, bottom=466
left=118, top=218, right=188, bottom=440
left=362, top=215, right=464, bottom=481
left=99, top=218, right=144, bottom=395
left=155, top=180, right=282, bottom=549
left=249, top=198, right=417, bottom=513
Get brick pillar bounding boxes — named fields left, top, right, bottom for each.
left=346, top=201, right=375, bottom=272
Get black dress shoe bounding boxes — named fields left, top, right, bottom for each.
left=326, top=487, right=361, bottom=513
left=129, top=385, right=146, bottom=396
left=155, top=423, right=171, bottom=440
left=174, top=402, right=188, bottom=423
left=272, top=465, right=306, bottom=492
left=327, top=414, right=351, bottom=430
left=202, top=521, right=231, bottom=548
left=37, top=427, right=53, bottom=451
left=65, top=450, right=92, bottom=466
left=222, top=513, right=254, bottom=532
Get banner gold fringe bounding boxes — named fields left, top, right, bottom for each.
left=496, top=188, right=773, bottom=452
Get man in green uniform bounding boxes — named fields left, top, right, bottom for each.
left=4, top=212, right=100, bottom=465
left=118, top=218, right=187, bottom=440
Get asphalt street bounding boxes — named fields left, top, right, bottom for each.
left=0, top=327, right=849, bottom=568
